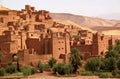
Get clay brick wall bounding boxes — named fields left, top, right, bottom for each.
left=78, top=30, right=93, bottom=45
left=1, top=54, right=12, bottom=67
left=52, top=38, right=65, bottom=59
left=0, top=11, right=9, bottom=15
left=0, top=43, right=10, bottom=53
left=0, top=16, right=9, bottom=26
left=9, top=42, right=18, bottom=53
left=0, top=36, right=10, bottom=42
left=92, top=33, right=109, bottom=56
left=109, top=35, right=120, bottom=45
left=26, top=38, right=41, bottom=54
left=71, top=45, right=92, bottom=60
left=8, top=11, right=18, bottom=15
left=40, top=38, right=52, bottom=54
left=0, top=42, right=18, bottom=54
left=21, top=54, right=52, bottom=66
left=52, top=33, right=70, bottom=62
left=26, top=37, right=52, bottom=55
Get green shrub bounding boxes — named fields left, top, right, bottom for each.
left=52, top=64, right=58, bottom=74
left=112, top=70, right=118, bottom=76
left=7, top=61, right=12, bottom=66
left=99, top=72, right=112, bottom=78
left=43, top=64, right=50, bottom=69
left=69, top=48, right=82, bottom=73
left=31, top=67, right=37, bottom=74
left=99, top=73, right=109, bottom=78
left=80, top=70, right=93, bottom=76
left=117, top=59, right=120, bottom=70
left=21, top=66, right=32, bottom=76
left=53, top=63, right=74, bottom=75
left=6, top=64, right=17, bottom=74
left=48, top=57, right=57, bottom=68
left=115, top=74, right=120, bottom=78
left=21, top=66, right=36, bottom=76
left=103, top=57, right=116, bottom=71
left=37, top=61, right=44, bottom=73
left=53, top=63, right=65, bottom=75
left=112, top=69, right=120, bottom=77
left=0, top=68, right=6, bottom=76
left=85, top=57, right=101, bottom=73
left=64, top=64, right=73, bottom=74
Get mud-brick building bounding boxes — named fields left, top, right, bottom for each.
left=0, top=5, right=120, bottom=67
left=0, top=5, right=71, bottom=66
left=25, top=28, right=70, bottom=63
left=71, top=32, right=120, bottom=60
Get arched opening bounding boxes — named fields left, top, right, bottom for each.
left=101, top=52, right=104, bottom=55
left=12, top=54, right=17, bottom=61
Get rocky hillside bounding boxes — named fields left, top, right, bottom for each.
left=0, top=5, right=10, bottom=10
left=54, top=19, right=96, bottom=33
left=50, top=13, right=120, bottom=30
left=0, top=5, right=120, bottom=35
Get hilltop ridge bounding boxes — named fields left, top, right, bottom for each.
left=51, top=13, right=120, bottom=30
left=0, top=5, right=10, bottom=10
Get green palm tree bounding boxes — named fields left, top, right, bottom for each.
left=69, top=48, right=82, bottom=73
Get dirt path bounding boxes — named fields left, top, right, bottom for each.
left=21, top=71, right=119, bottom=79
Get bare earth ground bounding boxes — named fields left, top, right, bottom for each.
left=21, top=71, right=120, bottom=79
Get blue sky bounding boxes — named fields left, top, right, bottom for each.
left=0, top=0, right=120, bottom=19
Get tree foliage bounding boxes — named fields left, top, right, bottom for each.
left=0, top=68, right=6, bottom=76
left=6, top=62, right=17, bottom=74
left=105, top=51, right=119, bottom=59
left=85, top=57, right=101, bottom=73
left=21, top=66, right=36, bottom=76
left=69, top=48, right=82, bottom=73
left=117, top=59, right=120, bottom=70
left=103, top=57, right=117, bottom=71
left=52, top=63, right=73, bottom=75
left=85, top=40, right=120, bottom=74
left=113, top=40, right=120, bottom=54
left=48, top=57, right=57, bottom=68
left=37, top=60, right=44, bottom=73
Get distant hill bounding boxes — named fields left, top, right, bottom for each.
left=54, top=19, right=96, bottom=33
left=99, top=13, right=120, bottom=20
left=0, top=5, right=10, bottom=10
left=0, top=5, right=120, bottom=35
left=50, top=13, right=120, bottom=30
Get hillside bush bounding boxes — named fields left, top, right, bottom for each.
left=64, top=64, right=73, bottom=75
left=37, top=61, right=44, bottom=73
left=69, top=48, right=82, bottom=73
left=104, top=57, right=116, bottom=71
left=6, top=64, right=17, bottom=74
left=21, top=66, right=36, bottom=76
left=21, top=66, right=32, bottom=76
left=0, top=68, right=6, bottom=76
left=85, top=57, right=101, bottom=73
left=117, top=59, right=120, bottom=70
left=48, top=57, right=57, bottom=68
left=31, top=67, right=37, bottom=74
left=53, top=63, right=74, bottom=75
